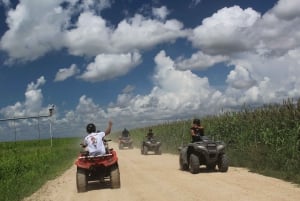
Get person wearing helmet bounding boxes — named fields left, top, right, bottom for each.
left=190, top=118, right=204, bottom=142
left=82, top=120, right=113, bottom=156
left=146, top=128, right=154, bottom=140
left=121, top=128, right=130, bottom=138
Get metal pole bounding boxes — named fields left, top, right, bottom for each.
left=14, top=120, right=17, bottom=143
left=38, top=117, right=41, bottom=143
left=50, top=119, right=53, bottom=147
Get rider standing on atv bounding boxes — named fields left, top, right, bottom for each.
left=190, top=118, right=204, bottom=142
left=82, top=120, right=113, bottom=156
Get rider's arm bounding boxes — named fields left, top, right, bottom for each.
left=80, top=137, right=88, bottom=148
left=199, top=126, right=204, bottom=136
left=104, top=120, right=113, bottom=136
left=190, top=127, right=196, bottom=136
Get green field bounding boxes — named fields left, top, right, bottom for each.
left=0, top=138, right=81, bottom=201
left=1, top=98, right=300, bottom=201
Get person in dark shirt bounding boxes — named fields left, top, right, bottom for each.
left=146, top=128, right=154, bottom=140
left=190, top=118, right=204, bottom=142
left=121, top=128, right=130, bottom=138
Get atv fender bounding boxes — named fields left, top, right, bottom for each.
left=217, top=144, right=225, bottom=153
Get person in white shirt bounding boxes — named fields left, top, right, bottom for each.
left=82, top=120, right=113, bottom=156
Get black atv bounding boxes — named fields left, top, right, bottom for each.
left=141, top=137, right=162, bottom=155
left=118, top=136, right=133, bottom=149
left=178, top=135, right=229, bottom=174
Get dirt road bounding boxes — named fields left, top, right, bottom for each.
left=23, top=142, right=300, bottom=201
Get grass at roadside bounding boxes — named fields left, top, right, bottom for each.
left=0, top=137, right=81, bottom=201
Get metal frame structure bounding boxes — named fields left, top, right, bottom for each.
left=0, top=105, right=55, bottom=146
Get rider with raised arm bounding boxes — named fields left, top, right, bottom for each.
left=82, top=120, right=113, bottom=156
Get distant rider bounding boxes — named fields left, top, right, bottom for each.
left=121, top=128, right=130, bottom=138
left=81, top=120, right=113, bottom=156
left=146, top=128, right=155, bottom=140
left=190, top=118, right=204, bottom=142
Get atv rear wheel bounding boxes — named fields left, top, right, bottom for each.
left=76, top=168, right=87, bottom=192
left=218, top=154, right=229, bottom=172
left=110, top=165, right=121, bottom=189
left=189, top=153, right=200, bottom=174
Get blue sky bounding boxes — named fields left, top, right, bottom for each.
left=1, top=0, right=300, bottom=140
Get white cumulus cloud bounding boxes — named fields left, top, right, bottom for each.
left=188, top=6, right=261, bottom=55
left=152, top=6, right=169, bottom=20
left=0, top=0, right=68, bottom=62
left=54, top=64, right=80, bottom=82
left=79, top=52, right=142, bottom=82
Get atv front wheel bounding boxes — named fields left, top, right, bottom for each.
left=141, top=144, right=144, bottom=154
left=189, top=153, right=200, bottom=174
left=155, top=146, right=162, bottom=155
left=76, top=168, right=87, bottom=192
left=110, top=165, right=121, bottom=189
left=218, top=154, right=229, bottom=172
left=143, top=146, right=148, bottom=155
left=179, top=156, right=188, bottom=171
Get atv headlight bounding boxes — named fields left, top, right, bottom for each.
left=197, top=145, right=206, bottom=150
left=217, top=144, right=225, bottom=151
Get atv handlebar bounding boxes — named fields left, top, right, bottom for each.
left=80, top=143, right=87, bottom=148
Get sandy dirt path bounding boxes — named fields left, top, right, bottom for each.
left=23, top=142, right=300, bottom=201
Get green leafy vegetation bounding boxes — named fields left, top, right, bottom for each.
left=0, top=138, right=81, bottom=201
left=203, top=99, right=300, bottom=185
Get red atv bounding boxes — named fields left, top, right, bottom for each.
left=75, top=139, right=120, bottom=192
